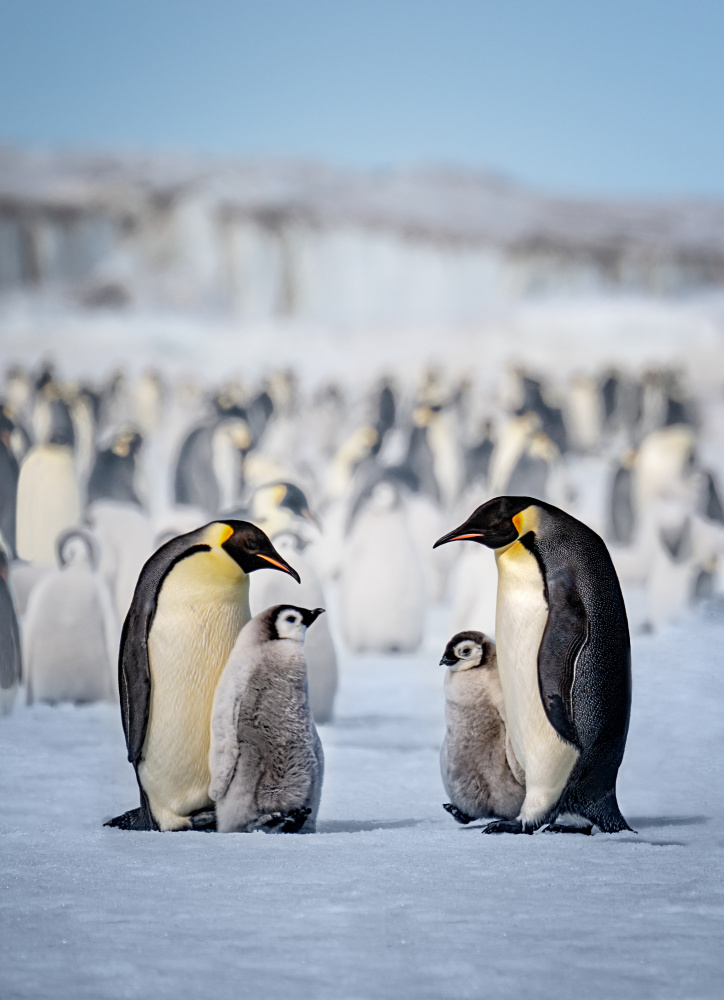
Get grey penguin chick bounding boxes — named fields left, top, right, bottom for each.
left=209, top=605, right=325, bottom=834
left=440, top=631, right=525, bottom=824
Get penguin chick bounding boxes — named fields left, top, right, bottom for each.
left=209, top=605, right=325, bottom=834
left=440, top=632, right=525, bottom=824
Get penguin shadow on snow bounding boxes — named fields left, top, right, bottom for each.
left=316, top=819, right=423, bottom=834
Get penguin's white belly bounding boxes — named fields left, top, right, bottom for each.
left=340, top=507, right=425, bottom=653
left=495, top=542, right=579, bottom=825
left=140, top=564, right=249, bottom=831
left=16, top=447, right=81, bottom=566
left=24, top=569, right=114, bottom=704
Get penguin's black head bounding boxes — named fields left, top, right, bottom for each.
left=269, top=605, right=325, bottom=642
left=112, top=429, right=143, bottom=458
left=277, top=482, right=320, bottom=528
left=433, top=496, right=538, bottom=551
left=440, top=631, right=494, bottom=671
left=219, top=520, right=301, bottom=582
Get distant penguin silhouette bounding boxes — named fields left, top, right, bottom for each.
left=608, top=451, right=637, bottom=545
left=16, top=409, right=81, bottom=567
left=251, top=531, right=337, bottom=724
left=87, top=429, right=144, bottom=507
left=86, top=500, right=154, bottom=624
left=209, top=605, right=325, bottom=834
left=0, top=542, right=22, bottom=714
left=340, top=481, right=425, bottom=653
left=24, top=528, right=117, bottom=705
left=0, top=404, right=19, bottom=556
left=174, top=416, right=252, bottom=514
left=440, top=632, right=525, bottom=824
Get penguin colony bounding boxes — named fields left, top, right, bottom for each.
left=0, top=359, right=722, bottom=835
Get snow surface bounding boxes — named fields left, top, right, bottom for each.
left=1, top=598, right=723, bottom=1000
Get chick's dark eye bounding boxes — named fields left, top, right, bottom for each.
left=286, top=615, right=295, bottom=623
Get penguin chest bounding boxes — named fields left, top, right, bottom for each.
left=140, top=557, right=250, bottom=830
left=494, top=543, right=569, bottom=777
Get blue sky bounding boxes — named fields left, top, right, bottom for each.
left=1, top=0, right=723, bottom=197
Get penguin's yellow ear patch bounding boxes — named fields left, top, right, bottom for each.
left=219, top=524, right=234, bottom=545
left=512, top=506, right=538, bottom=536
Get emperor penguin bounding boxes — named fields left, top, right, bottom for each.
left=16, top=411, right=81, bottom=567
left=106, top=520, right=299, bottom=833
left=24, top=528, right=117, bottom=705
left=86, top=429, right=144, bottom=507
left=0, top=541, right=22, bottom=714
left=440, top=631, right=525, bottom=824
left=340, top=480, right=426, bottom=653
left=0, top=404, right=19, bottom=557
left=209, top=605, right=325, bottom=834
left=434, top=496, right=632, bottom=834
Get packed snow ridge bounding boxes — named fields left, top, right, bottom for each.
left=2, top=146, right=724, bottom=321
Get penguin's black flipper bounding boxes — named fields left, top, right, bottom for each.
left=443, top=803, right=473, bottom=825
left=482, top=819, right=532, bottom=835
left=119, top=536, right=213, bottom=763
left=534, top=563, right=586, bottom=748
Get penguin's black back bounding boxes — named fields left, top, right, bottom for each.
left=0, top=439, right=19, bottom=556
left=174, top=425, right=219, bottom=511
left=523, top=500, right=632, bottom=832
left=87, top=449, right=140, bottom=506
left=0, top=574, right=22, bottom=691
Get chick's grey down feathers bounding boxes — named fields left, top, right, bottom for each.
left=440, top=632, right=525, bottom=822
left=209, top=606, right=324, bottom=834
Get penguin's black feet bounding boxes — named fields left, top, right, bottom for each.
left=543, top=822, right=593, bottom=835
left=188, top=808, right=217, bottom=832
left=443, top=803, right=474, bottom=825
left=482, top=819, right=531, bottom=835
left=261, top=807, right=312, bottom=833
left=105, top=808, right=144, bottom=830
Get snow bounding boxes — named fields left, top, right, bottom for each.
left=1, top=599, right=723, bottom=1000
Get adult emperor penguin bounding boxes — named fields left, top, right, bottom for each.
left=440, top=631, right=525, bottom=824
left=434, top=496, right=632, bottom=834
left=107, top=520, right=299, bottom=832
left=209, top=605, right=324, bottom=833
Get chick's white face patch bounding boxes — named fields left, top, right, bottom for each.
left=450, top=640, right=484, bottom=670
left=275, top=608, right=306, bottom=641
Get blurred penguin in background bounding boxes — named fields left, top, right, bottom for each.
left=85, top=499, right=154, bottom=626
left=210, top=605, right=325, bottom=834
left=16, top=396, right=81, bottom=567
left=24, top=527, right=117, bottom=705
left=340, top=480, right=425, bottom=653
left=0, top=539, right=22, bottom=714
left=87, top=428, right=144, bottom=507
left=174, top=411, right=252, bottom=515
left=0, top=404, right=19, bottom=557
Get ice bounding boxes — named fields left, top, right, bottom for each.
left=1, top=599, right=723, bottom=999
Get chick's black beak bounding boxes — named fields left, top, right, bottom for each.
left=439, top=653, right=457, bottom=666
left=302, top=607, right=325, bottom=627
